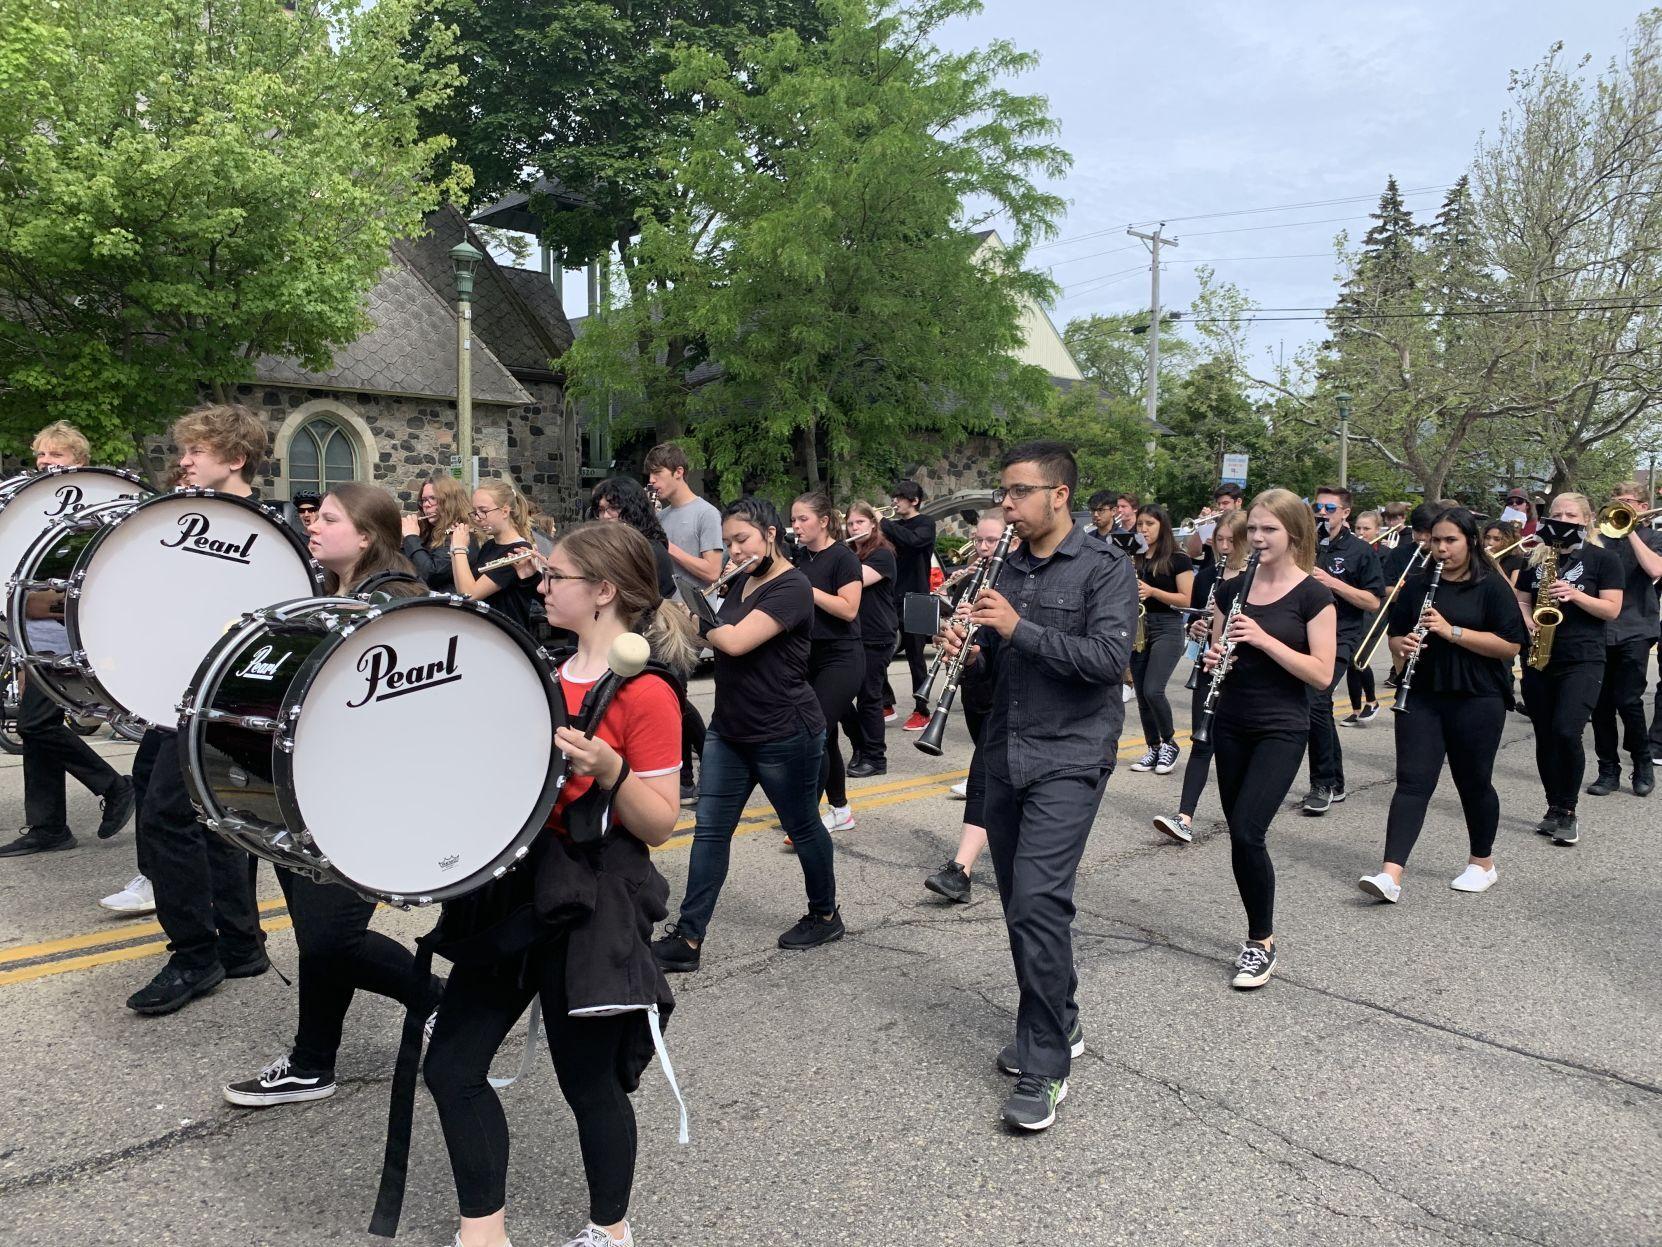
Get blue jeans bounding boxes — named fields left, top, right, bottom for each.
left=675, top=729, right=833, bottom=942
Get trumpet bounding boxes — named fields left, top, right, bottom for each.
left=1365, top=522, right=1405, bottom=548
left=1596, top=502, right=1662, bottom=540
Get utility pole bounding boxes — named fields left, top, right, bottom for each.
left=1128, top=224, right=1178, bottom=426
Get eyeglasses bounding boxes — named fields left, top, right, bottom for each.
left=993, top=483, right=1058, bottom=503
left=540, top=572, right=594, bottom=585
left=1312, top=502, right=1340, bottom=514
left=1505, top=497, right=1528, bottom=505
left=471, top=505, right=503, bottom=518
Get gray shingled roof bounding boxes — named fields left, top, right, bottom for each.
left=255, top=259, right=530, bottom=405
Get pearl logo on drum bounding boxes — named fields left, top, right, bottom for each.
left=235, top=645, right=289, bottom=682
left=346, top=635, right=461, bottom=708
left=45, top=485, right=84, bottom=517
left=160, top=512, right=259, bottom=564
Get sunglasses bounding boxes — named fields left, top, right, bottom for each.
left=1312, top=502, right=1340, bottom=514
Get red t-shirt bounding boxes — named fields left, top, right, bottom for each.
left=550, top=661, right=682, bottom=831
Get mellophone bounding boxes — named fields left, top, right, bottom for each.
left=0, top=465, right=634, bottom=909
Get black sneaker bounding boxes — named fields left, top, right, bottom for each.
left=1000, top=1074, right=1068, bottom=1132
left=1356, top=703, right=1381, bottom=724
left=1634, top=759, right=1656, bottom=798
left=1152, top=814, right=1192, bottom=844
left=679, top=781, right=698, bottom=808
left=126, top=961, right=227, bottom=1015
left=1585, top=769, right=1620, bottom=797
left=1534, top=807, right=1565, bottom=836
left=222, top=949, right=271, bottom=979
left=223, top=1055, right=337, bottom=1107
left=1231, top=940, right=1276, bottom=989
left=997, top=1021, right=1085, bottom=1076
left=777, top=909, right=845, bottom=950
left=846, top=758, right=887, bottom=778
left=0, top=826, right=75, bottom=857
left=96, top=777, right=136, bottom=840
left=1338, top=711, right=1361, bottom=727
left=1300, top=787, right=1334, bottom=815
left=923, top=861, right=971, bottom=903
left=1551, top=814, right=1580, bottom=846
left=651, top=924, right=701, bottom=973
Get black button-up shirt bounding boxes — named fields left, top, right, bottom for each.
left=1318, top=526, right=1385, bottom=655
left=970, top=522, right=1138, bottom=787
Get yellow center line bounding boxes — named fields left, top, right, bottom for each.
left=0, top=897, right=290, bottom=967
left=0, top=918, right=296, bottom=988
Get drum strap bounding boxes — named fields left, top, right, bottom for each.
left=369, top=935, right=436, bottom=1238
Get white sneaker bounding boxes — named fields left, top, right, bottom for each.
left=100, top=874, right=155, bottom=915
left=561, top=1224, right=631, bottom=1247
left=1129, top=749, right=1158, bottom=772
left=821, top=806, right=855, bottom=832
left=948, top=779, right=968, bottom=799
left=1449, top=863, right=1498, bottom=893
left=1121, top=684, right=1135, bottom=703
left=1151, top=814, right=1192, bottom=844
left=1358, top=872, right=1402, bottom=903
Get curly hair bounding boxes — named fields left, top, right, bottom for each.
left=586, top=477, right=668, bottom=547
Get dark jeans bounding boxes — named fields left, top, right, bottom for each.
left=1383, top=693, right=1505, bottom=865
left=842, top=640, right=893, bottom=765
left=1213, top=723, right=1307, bottom=941
left=675, top=729, right=833, bottom=941
left=20, top=676, right=119, bottom=836
left=1592, top=638, right=1653, bottom=770
left=133, top=728, right=263, bottom=973
left=681, top=702, right=706, bottom=788
left=1178, top=679, right=1215, bottom=819
left=809, top=641, right=863, bottom=809
left=276, top=868, right=441, bottom=1073
left=983, top=763, right=1111, bottom=1081
left=425, top=937, right=636, bottom=1224
left=1130, top=613, right=1183, bottom=745
left=897, top=624, right=928, bottom=713
left=1522, top=659, right=1603, bottom=812
left=1345, top=662, right=1377, bottom=712
left=1306, top=650, right=1351, bottom=791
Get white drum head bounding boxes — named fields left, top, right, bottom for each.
left=289, top=605, right=555, bottom=897
left=0, top=470, right=146, bottom=613
left=75, top=494, right=319, bottom=727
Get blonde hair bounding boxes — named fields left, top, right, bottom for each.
left=555, top=521, right=699, bottom=676
left=421, top=471, right=471, bottom=550
left=171, top=404, right=268, bottom=484
left=1217, top=509, right=1250, bottom=572
left=1248, top=488, right=1317, bottom=572
left=1531, top=491, right=1602, bottom=566
left=475, top=477, right=532, bottom=541
left=31, top=421, right=91, bottom=466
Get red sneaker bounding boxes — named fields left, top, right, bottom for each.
left=882, top=706, right=897, bottom=724
left=903, top=711, right=930, bottom=731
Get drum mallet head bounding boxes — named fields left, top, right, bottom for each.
left=608, top=632, right=651, bottom=680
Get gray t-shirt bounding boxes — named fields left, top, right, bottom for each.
left=660, top=495, right=724, bottom=587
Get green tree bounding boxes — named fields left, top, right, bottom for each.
left=566, top=0, right=1068, bottom=497
left=1014, top=386, right=1152, bottom=498
left=1063, top=310, right=1195, bottom=400
left=0, top=0, right=464, bottom=462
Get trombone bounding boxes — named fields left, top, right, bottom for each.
left=1353, top=545, right=1428, bottom=670
left=1365, top=522, right=1404, bottom=548
left=1596, top=502, right=1662, bottom=540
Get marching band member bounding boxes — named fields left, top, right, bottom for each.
left=790, top=493, right=864, bottom=833
left=1153, top=509, right=1247, bottom=844
left=1202, top=488, right=1335, bottom=990
left=1341, top=510, right=1384, bottom=726
left=1357, top=508, right=1527, bottom=902
left=424, top=521, right=688, bottom=1247
left=935, top=441, right=1135, bottom=1131
left=881, top=481, right=937, bottom=731
left=588, top=477, right=678, bottom=598
left=653, top=497, right=842, bottom=971
left=1128, top=504, right=1194, bottom=776
left=0, top=422, right=135, bottom=863
left=401, top=470, right=475, bottom=592
left=1086, top=490, right=1118, bottom=542
left=843, top=502, right=897, bottom=779
left=448, top=479, right=542, bottom=633
left=1483, top=520, right=1527, bottom=587
left=222, top=484, right=442, bottom=1107
left=1514, top=493, right=1623, bottom=846
left=1301, top=486, right=1383, bottom=815
left=1587, top=481, right=1662, bottom=799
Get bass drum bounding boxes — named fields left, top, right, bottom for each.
left=180, top=595, right=567, bottom=906
left=0, top=467, right=150, bottom=638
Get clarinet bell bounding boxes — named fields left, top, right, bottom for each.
left=914, top=702, right=952, bottom=757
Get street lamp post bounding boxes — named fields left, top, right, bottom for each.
left=1336, top=391, right=1352, bottom=490
left=449, top=241, right=484, bottom=489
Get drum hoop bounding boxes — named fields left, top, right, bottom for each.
left=0, top=469, right=152, bottom=631
left=269, top=594, right=569, bottom=906
left=59, top=489, right=326, bottom=730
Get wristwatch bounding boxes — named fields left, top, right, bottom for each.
left=1450, top=626, right=1464, bottom=640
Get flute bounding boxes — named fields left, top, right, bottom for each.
left=474, top=548, right=541, bottom=574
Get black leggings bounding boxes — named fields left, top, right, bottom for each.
left=810, top=640, right=864, bottom=808
left=1382, top=693, right=1505, bottom=866
left=1130, top=614, right=1183, bottom=745
left=1178, top=678, right=1214, bottom=819
left=963, top=704, right=987, bottom=828
left=276, top=869, right=441, bottom=1073
left=1212, top=723, right=1307, bottom=941
left=1345, top=662, right=1377, bottom=712
left=1522, top=659, right=1603, bottom=812
left=841, top=640, right=893, bottom=765
left=425, top=938, right=637, bottom=1225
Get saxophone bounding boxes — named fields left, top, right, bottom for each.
left=1526, top=545, right=1564, bottom=671
left=1133, top=603, right=1147, bottom=653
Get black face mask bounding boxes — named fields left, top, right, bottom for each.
left=1538, top=518, right=1586, bottom=548
left=751, top=553, right=775, bottom=578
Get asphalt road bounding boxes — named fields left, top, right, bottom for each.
left=0, top=659, right=1658, bottom=1247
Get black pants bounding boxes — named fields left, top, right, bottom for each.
left=1130, top=614, right=1183, bottom=745
left=132, top=728, right=263, bottom=974
left=1306, top=651, right=1351, bottom=791
left=983, top=764, right=1111, bottom=1080
left=1178, top=679, right=1215, bottom=819
left=810, top=641, right=863, bottom=809
left=1592, top=638, right=1653, bottom=771
left=276, top=868, right=441, bottom=1073
left=20, top=676, right=119, bottom=836
left=1383, top=693, right=1505, bottom=865
left=425, top=938, right=636, bottom=1224
left=842, top=640, right=892, bottom=765
left=1345, top=662, right=1377, bottom=713
left=1522, top=659, right=1603, bottom=812
left=681, top=702, right=706, bottom=787
left=1213, top=722, right=1307, bottom=941
left=963, top=705, right=987, bottom=829
left=896, top=624, right=928, bottom=713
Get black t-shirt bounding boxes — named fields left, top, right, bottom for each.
left=1495, top=552, right=1526, bottom=584
left=475, top=539, right=539, bottom=633
left=1605, top=530, right=1662, bottom=645
left=1382, top=539, right=1420, bottom=585
left=881, top=513, right=937, bottom=597
left=1317, top=528, right=1386, bottom=654
left=652, top=542, right=677, bottom=600
left=1135, top=551, right=1194, bottom=615
left=792, top=542, right=863, bottom=644
left=856, top=545, right=898, bottom=642
left=1388, top=569, right=1527, bottom=698
left=1213, top=575, right=1335, bottom=732
left=711, top=569, right=825, bottom=742
left=1515, top=543, right=1622, bottom=664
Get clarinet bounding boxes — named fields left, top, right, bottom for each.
left=1184, top=552, right=1227, bottom=692
left=1391, top=558, right=1444, bottom=715
left=915, top=524, right=1015, bottom=757
left=1191, top=550, right=1260, bottom=746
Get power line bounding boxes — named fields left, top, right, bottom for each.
left=1186, top=301, right=1662, bottom=325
